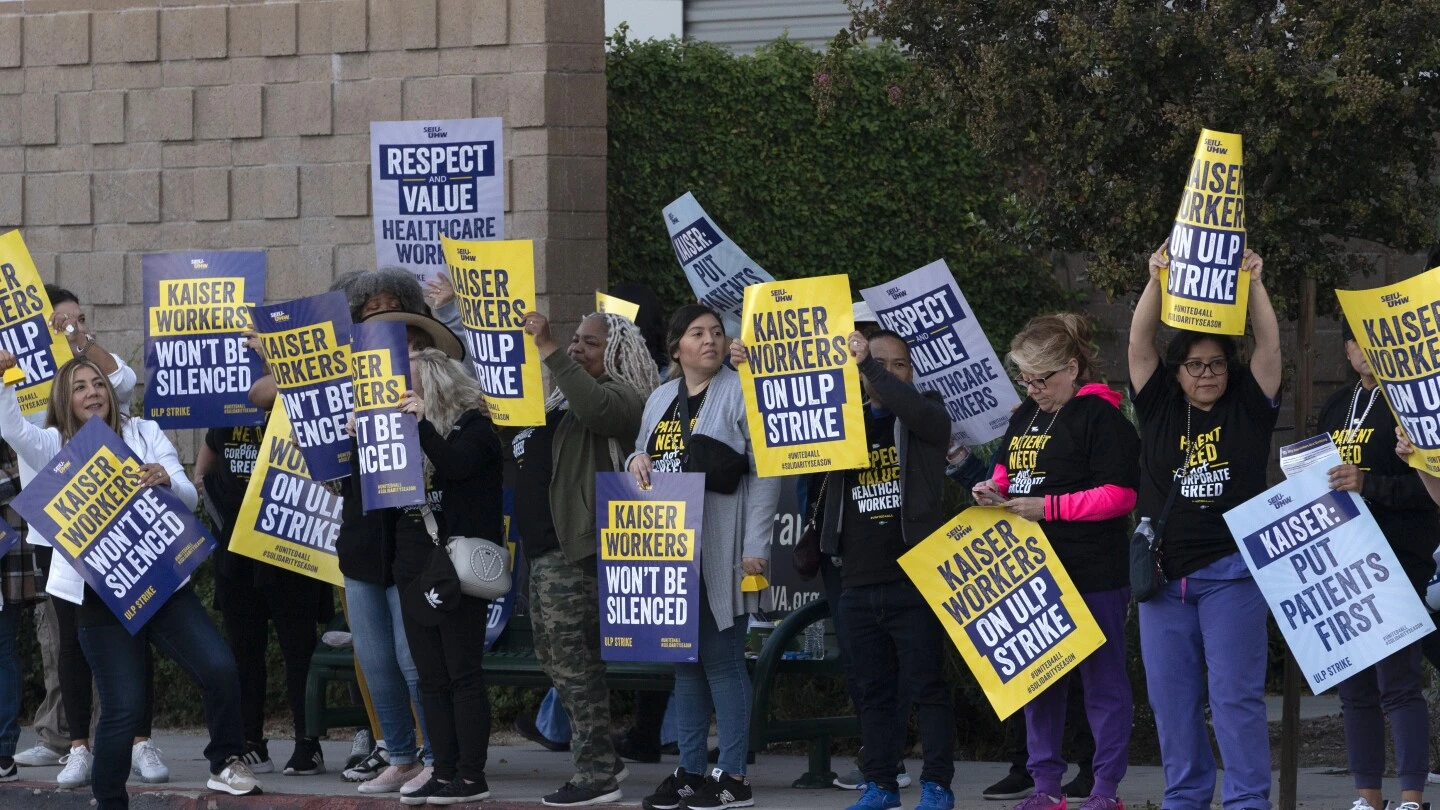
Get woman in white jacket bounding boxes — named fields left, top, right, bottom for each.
left=0, top=353, right=261, bottom=809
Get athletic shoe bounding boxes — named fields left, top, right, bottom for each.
left=1061, top=770, right=1093, bottom=799
left=984, top=771, right=1035, bottom=800
left=516, top=713, right=571, bottom=752
left=239, top=739, right=274, bottom=774
left=1075, top=797, right=1123, bottom=810
left=400, top=776, right=449, bottom=805
left=284, top=737, right=325, bottom=775
left=612, top=730, right=662, bottom=763
left=0, top=758, right=17, bottom=782
left=56, top=744, right=92, bottom=789
left=342, top=745, right=388, bottom=782
left=844, top=783, right=901, bottom=810
left=402, top=765, right=435, bottom=795
left=359, top=762, right=423, bottom=794
left=837, top=763, right=910, bottom=790
left=1429, top=770, right=1440, bottom=785
left=427, top=775, right=491, bottom=804
left=1013, top=792, right=1066, bottom=810
left=642, top=767, right=705, bottom=810
left=346, top=729, right=374, bottom=770
left=683, top=768, right=753, bottom=809
left=614, top=757, right=630, bottom=783
left=917, top=781, right=956, bottom=810
left=543, top=780, right=624, bottom=806
left=207, top=756, right=262, bottom=796
left=130, top=740, right=170, bottom=783
left=1392, top=803, right=1428, bottom=810
left=897, top=765, right=911, bottom=789
left=13, top=743, right=64, bottom=767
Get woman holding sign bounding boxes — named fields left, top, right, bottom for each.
left=973, top=314, right=1139, bottom=810
left=628, top=304, right=780, bottom=810
left=1128, top=244, right=1281, bottom=810
left=0, top=353, right=262, bottom=807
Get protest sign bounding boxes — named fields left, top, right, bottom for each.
left=739, top=275, right=866, bottom=477
left=596, top=472, right=703, bottom=662
left=596, top=291, right=640, bottom=322
left=228, top=406, right=344, bottom=587
left=662, top=192, right=776, bottom=334
left=486, top=489, right=525, bottom=651
left=1161, top=129, right=1249, bottom=335
left=371, top=118, right=504, bottom=281
left=898, top=507, right=1104, bottom=719
left=1223, top=465, right=1434, bottom=691
left=861, top=261, right=1021, bottom=447
left=12, top=418, right=216, bottom=634
left=350, top=322, right=424, bottom=512
left=250, top=291, right=354, bottom=482
left=142, top=251, right=265, bottom=429
left=0, top=231, right=74, bottom=417
left=1279, top=434, right=1344, bottom=479
left=764, top=478, right=823, bottom=616
left=1337, top=267, right=1440, bottom=474
left=440, top=236, right=544, bottom=427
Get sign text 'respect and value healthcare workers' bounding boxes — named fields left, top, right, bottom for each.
left=142, top=251, right=266, bottom=429
left=1337, top=265, right=1440, bottom=475
left=350, top=321, right=426, bottom=512
left=228, top=406, right=343, bottom=587
left=861, top=260, right=1021, bottom=448
left=740, top=275, right=867, bottom=477
left=11, top=418, right=217, bottom=634
left=595, top=472, right=704, bottom=662
left=370, top=118, right=504, bottom=281
left=663, top=192, right=776, bottom=334
left=898, top=507, right=1105, bottom=719
left=249, top=291, right=355, bottom=482
left=1161, top=129, right=1250, bottom=335
left=0, top=231, right=74, bottom=416
left=440, top=236, right=545, bottom=427
left=1223, top=465, right=1434, bottom=692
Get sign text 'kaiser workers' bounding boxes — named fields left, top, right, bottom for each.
left=250, top=292, right=354, bottom=481
left=12, top=418, right=216, bottom=633
left=596, top=472, right=703, bottom=662
left=142, top=251, right=265, bottom=429
left=740, top=275, right=866, bottom=477
left=0, top=230, right=73, bottom=416
left=351, top=321, right=425, bottom=511
left=1161, top=129, right=1249, bottom=335
left=1224, top=465, right=1434, bottom=691
left=663, top=193, right=776, bottom=334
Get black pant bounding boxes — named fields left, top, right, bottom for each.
left=50, top=584, right=154, bottom=741
left=216, top=571, right=325, bottom=742
left=825, top=556, right=914, bottom=723
left=1004, top=675, right=1095, bottom=775
left=841, top=579, right=956, bottom=789
left=397, top=575, right=491, bottom=782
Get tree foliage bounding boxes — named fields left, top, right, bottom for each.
left=837, top=0, right=1440, bottom=315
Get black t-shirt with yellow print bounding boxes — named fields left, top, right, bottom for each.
left=647, top=391, right=703, bottom=473
left=839, top=410, right=906, bottom=587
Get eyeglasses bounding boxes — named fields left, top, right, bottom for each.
left=1013, top=368, right=1063, bottom=391
left=1181, top=358, right=1229, bottom=377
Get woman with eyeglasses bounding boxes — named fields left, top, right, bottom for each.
left=972, top=314, right=1139, bottom=810
left=1127, top=242, right=1281, bottom=810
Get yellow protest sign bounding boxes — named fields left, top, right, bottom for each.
left=0, top=230, right=75, bottom=415
left=228, top=407, right=344, bottom=587
left=899, top=507, right=1105, bottom=719
left=739, top=274, right=866, bottom=477
left=596, top=291, right=641, bottom=322
left=1337, top=266, right=1440, bottom=475
left=440, top=236, right=545, bottom=426
left=1161, top=129, right=1249, bottom=335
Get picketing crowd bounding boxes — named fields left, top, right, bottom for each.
left=0, top=239, right=1437, bottom=810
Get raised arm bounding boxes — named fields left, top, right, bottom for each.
left=1244, top=250, right=1281, bottom=400
left=0, top=352, right=62, bottom=470
left=1128, top=240, right=1168, bottom=392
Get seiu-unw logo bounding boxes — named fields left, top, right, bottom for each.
left=769, top=288, right=793, bottom=303
left=423, top=125, right=447, bottom=139
left=1267, top=494, right=1292, bottom=509
left=1382, top=292, right=1410, bottom=308
left=886, top=286, right=905, bottom=300
left=189, top=258, right=209, bottom=270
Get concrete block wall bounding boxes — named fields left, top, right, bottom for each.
left=0, top=0, right=607, bottom=458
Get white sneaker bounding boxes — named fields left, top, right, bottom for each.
left=13, top=743, right=64, bottom=767
left=56, top=745, right=92, bottom=789
left=207, top=756, right=262, bottom=796
left=131, top=740, right=170, bottom=783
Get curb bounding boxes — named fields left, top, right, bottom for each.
left=0, top=781, right=553, bottom=809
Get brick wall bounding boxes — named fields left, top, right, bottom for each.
left=0, top=0, right=606, bottom=458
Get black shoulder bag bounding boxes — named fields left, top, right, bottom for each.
left=677, top=387, right=747, bottom=494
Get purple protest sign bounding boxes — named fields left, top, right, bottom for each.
left=351, top=321, right=425, bottom=511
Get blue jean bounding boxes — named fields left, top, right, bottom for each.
left=0, top=606, right=20, bottom=758
left=675, top=603, right=751, bottom=775
left=344, top=577, right=426, bottom=765
left=79, top=588, right=244, bottom=810
left=1139, top=560, right=1271, bottom=810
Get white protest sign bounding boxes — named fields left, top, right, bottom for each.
left=662, top=192, right=776, bottom=334
left=861, top=260, right=1021, bottom=447
left=1279, top=433, right=1344, bottom=479
left=1223, top=465, right=1434, bottom=692
left=371, top=118, right=504, bottom=282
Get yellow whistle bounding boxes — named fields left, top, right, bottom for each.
left=741, top=574, right=769, bottom=593
left=2, top=366, right=23, bottom=385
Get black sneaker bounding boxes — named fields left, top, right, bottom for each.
left=428, top=775, right=492, bottom=805
left=982, top=770, right=1034, bottom=800
left=342, top=745, right=388, bottom=782
left=612, top=730, right=662, bottom=763
left=643, top=767, right=704, bottom=810
left=0, top=757, right=17, bottom=782
left=1061, top=769, right=1093, bottom=799
left=684, top=768, right=753, bottom=809
left=543, top=780, right=623, bottom=806
left=515, top=713, right=571, bottom=752
left=283, top=737, right=325, bottom=776
left=399, top=775, right=449, bottom=806
left=238, top=740, right=274, bottom=775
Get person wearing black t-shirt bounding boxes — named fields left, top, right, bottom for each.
left=973, top=314, right=1138, bottom=810
left=1319, top=321, right=1432, bottom=810
left=1128, top=242, right=1281, bottom=810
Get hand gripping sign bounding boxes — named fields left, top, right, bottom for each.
left=0, top=231, right=74, bottom=416
left=1161, top=129, right=1249, bottom=335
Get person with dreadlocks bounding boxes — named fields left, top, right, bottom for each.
left=508, top=310, right=660, bottom=807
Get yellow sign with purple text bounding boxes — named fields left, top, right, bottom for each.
left=0, top=231, right=75, bottom=415
left=1161, top=129, right=1249, bottom=335
left=596, top=291, right=641, bottom=322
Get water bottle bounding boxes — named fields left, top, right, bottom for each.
left=1135, top=516, right=1155, bottom=548
left=803, top=623, right=826, bottom=660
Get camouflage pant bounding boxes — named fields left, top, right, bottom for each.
left=529, top=550, right=619, bottom=789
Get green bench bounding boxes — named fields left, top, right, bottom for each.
left=304, top=598, right=856, bottom=788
